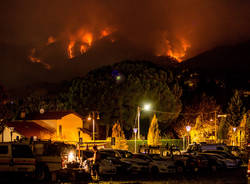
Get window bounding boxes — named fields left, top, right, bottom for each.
left=12, top=145, right=34, bottom=158
left=0, top=145, right=8, bottom=154
left=59, top=125, right=62, bottom=136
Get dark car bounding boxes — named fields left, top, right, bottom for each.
left=99, top=152, right=132, bottom=175
left=81, top=150, right=94, bottom=160
left=197, top=153, right=227, bottom=171
left=171, top=151, right=199, bottom=173
left=203, top=150, right=242, bottom=166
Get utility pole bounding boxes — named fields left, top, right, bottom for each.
left=92, top=112, right=95, bottom=142
left=215, top=111, right=217, bottom=143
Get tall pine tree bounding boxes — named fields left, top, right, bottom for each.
left=111, top=122, right=128, bottom=150
left=147, top=114, right=160, bottom=146
left=226, top=90, right=245, bottom=127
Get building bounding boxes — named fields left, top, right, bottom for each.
left=1, top=121, right=53, bottom=142
left=0, top=111, right=92, bottom=143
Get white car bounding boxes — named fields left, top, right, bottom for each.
left=0, top=143, right=36, bottom=175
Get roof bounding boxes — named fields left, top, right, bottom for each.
left=23, top=111, right=84, bottom=120
left=6, top=121, right=55, bottom=138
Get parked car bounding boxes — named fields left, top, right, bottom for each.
left=133, top=153, right=176, bottom=174
left=99, top=149, right=149, bottom=174
left=186, top=143, right=228, bottom=153
left=203, top=150, right=242, bottom=167
left=196, top=153, right=226, bottom=172
left=82, top=152, right=117, bottom=176
left=0, top=143, right=36, bottom=176
left=172, top=154, right=199, bottom=173
left=198, top=153, right=237, bottom=170
left=100, top=152, right=132, bottom=175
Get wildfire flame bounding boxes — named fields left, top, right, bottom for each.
left=100, top=27, right=114, bottom=39
left=47, top=36, right=56, bottom=45
left=67, top=40, right=75, bottom=59
left=80, top=44, right=87, bottom=54
left=157, top=37, right=191, bottom=62
left=81, top=32, right=93, bottom=46
left=168, top=39, right=191, bottom=62
left=28, top=48, right=51, bottom=69
left=66, top=27, right=115, bottom=59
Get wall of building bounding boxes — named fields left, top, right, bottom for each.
left=57, top=113, right=84, bottom=143
left=0, top=127, right=22, bottom=142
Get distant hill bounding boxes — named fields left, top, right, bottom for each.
left=180, top=41, right=250, bottom=89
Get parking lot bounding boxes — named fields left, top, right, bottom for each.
left=0, top=166, right=247, bottom=184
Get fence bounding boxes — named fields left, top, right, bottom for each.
left=127, top=139, right=183, bottom=153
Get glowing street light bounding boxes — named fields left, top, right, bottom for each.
left=143, top=104, right=151, bottom=111
left=186, top=125, right=191, bottom=146
left=137, top=103, right=151, bottom=139
left=186, top=125, right=191, bottom=132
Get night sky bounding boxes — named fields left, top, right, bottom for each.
left=1, top=0, right=250, bottom=89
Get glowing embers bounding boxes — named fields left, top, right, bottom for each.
left=28, top=48, right=51, bottom=70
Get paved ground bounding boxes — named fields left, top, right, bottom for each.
left=0, top=167, right=248, bottom=184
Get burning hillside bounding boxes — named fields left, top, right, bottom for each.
left=0, top=0, right=250, bottom=88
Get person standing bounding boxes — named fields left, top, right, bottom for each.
left=89, top=145, right=101, bottom=179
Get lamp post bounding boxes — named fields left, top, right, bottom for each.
left=186, top=125, right=191, bottom=147
left=137, top=104, right=151, bottom=139
left=133, top=128, right=138, bottom=153
left=233, top=127, right=237, bottom=146
left=9, top=127, right=14, bottom=142
left=87, top=112, right=100, bottom=142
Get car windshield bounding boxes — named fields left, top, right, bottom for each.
left=148, top=154, right=163, bottom=161
left=116, top=150, right=133, bottom=158
left=12, top=144, right=34, bottom=158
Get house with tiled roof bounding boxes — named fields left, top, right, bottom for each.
left=1, top=121, right=54, bottom=142
left=1, top=111, right=92, bottom=143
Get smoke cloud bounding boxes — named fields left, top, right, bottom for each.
left=1, top=0, right=250, bottom=88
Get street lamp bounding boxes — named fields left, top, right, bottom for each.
left=233, top=127, right=237, bottom=146
left=133, top=128, right=138, bottom=153
left=186, top=125, right=191, bottom=147
left=87, top=112, right=100, bottom=142
left=137, top=103, right=151, bottom=139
